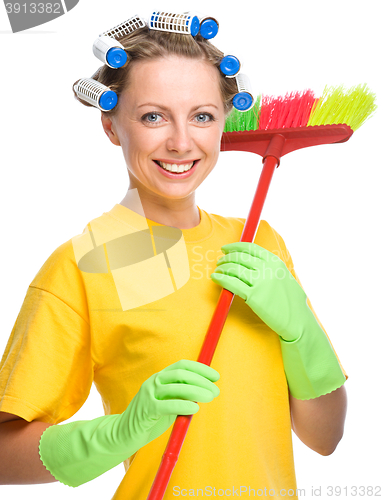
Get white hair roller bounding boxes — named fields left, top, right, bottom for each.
left=148, top=11, right=200, bottom=36
left=74, top=78, right=118, bottom=112
left=92, top=36, right=127, bottom=69
left=233, top=73, right=255, bottom=111
left=100, top=15, right=147, bottom=39
left=92, top=15, right=146, bottom=69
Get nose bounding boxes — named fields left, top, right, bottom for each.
left=166, top=121, right=193, bottom=155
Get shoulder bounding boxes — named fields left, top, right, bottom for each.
left=28, top=215, right=97, bottom=304
left=207, top=212, right=291, bottom=265
left=30, top=237, right=77, bottom=286
left=30, top=208, right=113, bottom=287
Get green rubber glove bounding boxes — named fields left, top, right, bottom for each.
left=39, top=359, right=220, bottom=487
left=210, top=242, right=346, bottom=400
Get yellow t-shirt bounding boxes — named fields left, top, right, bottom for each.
left=0, top=203, right=346, bottom=499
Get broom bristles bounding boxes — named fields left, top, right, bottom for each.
left=224, top=95, right=261, bottom=132
left=307, top=84, right=377, bottom=131
left=259, top=90, right=316, bottom=130
left=224, top=84, right=376, bottom=132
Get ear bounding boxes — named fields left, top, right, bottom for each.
left=101, top=113, right=121, bottom=146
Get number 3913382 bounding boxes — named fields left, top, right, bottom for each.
left=5, top=3, right=62, bottom=14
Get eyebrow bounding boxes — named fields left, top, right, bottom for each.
left=137, top=103, right=219, bottom=111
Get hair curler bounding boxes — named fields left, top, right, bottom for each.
left=198, top=15, right=219, bottom=39
left=100, top=15, right=147, bottom=40
left=93, top=15, right=147, bottom=69
left=184, top=10, right=219, bottom=40
left=233, top=73, right=254, bottom=111
left=92, top=36, right=128, bottom=69
left=220, top=54, right=241, bottom=77
left=148, top=11, right=200, bottom=36
left=186, top=11, right=219, bottom=39
left=74, top=78, right=118, bottom=111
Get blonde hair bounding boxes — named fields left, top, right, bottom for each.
left=73, top=26, right=237, bottom=116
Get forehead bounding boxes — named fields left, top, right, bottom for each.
left=121, top=55, right=223, bottom=107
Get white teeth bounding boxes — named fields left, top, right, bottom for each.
left=158, top=161, right=195, bottom=173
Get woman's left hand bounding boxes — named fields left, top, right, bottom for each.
left=210, top=242, right=312, bottom=342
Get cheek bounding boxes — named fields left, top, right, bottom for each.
left=119, top=127, right=151, bottom=161
left=125, top=126, right=168, bottom=154
left=199, top=128, right=223, bottom=157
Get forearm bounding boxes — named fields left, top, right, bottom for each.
left=0, top=420, right=57, bottom=485
left=289, top=384, right=347, bottom=455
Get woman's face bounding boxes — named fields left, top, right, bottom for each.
left=102, top=55, right=226, bottom=202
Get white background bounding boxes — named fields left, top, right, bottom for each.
left=0, top=0, right=382, bottom=498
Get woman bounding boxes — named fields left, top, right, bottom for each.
left=0, top=16, right=347, bottom=499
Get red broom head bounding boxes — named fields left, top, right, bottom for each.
left=222, top=84, right=377, bottom=158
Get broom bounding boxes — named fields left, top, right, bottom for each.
left=146, top=83, right=377, bottom=499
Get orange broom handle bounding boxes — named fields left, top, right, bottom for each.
left=146, top=135, right=284, bottom=500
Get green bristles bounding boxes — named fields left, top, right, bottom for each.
left=307, top=84, right=377, bottom=131
left=224, top=95, right=261, bottom=132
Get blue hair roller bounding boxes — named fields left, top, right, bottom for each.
left=99, top=90, right=118, bottom=111
left=74, top=78, right=118, bottom=112
left=188, top=15, right=200, bottom=36
left=93, top=36, right=128, bottom=69
left=233, top=93, right=253, bottom=111
left=199, top=17, right=219, bottom=39
left=232, top=74, right=254, bottom=112
left=106, top=47, right=128, bottom=69
left=220, top=55, right=241, bottom=77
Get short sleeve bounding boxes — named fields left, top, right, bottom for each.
left=0, top=242, right=94, bottom=424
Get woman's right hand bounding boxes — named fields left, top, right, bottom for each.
left=119, top=359, right=220, bottom=445
left=37, top=359, right=220, bottom=487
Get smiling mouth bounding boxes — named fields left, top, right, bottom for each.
left=155, top=160, right=196, bottom=174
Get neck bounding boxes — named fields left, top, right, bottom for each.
left=119, top=187, right=201, bottom=230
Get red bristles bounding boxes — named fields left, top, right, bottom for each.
left=259, top=90, right=317, bottom=130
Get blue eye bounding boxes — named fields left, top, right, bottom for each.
left=195, top=113, right=214, bottom=123
left=142, top=112, right=162, bottom=123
